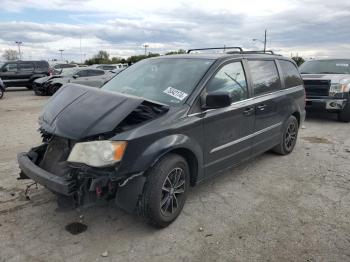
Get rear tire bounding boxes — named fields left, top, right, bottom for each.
left=139, top=154, right=190, bottom=228
left=272, top=115, right=299, bottom=155
left=0, top=88, right=4, bottom=99
left=337, top=99, right=350, bottom=123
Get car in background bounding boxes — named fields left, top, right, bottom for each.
left=300, top=59, right=350, bottom=122
left=33, top=68, right=116, bottom=95
left=51, top=63, right=79, bottom=75
left=18, top=48, right=306, bottom=227
left=0, top=60, right=50, bottom=89
left=91, top=64, right=128, bottom=71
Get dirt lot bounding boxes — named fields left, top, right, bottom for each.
left=0, top=89, right=349, bottom=262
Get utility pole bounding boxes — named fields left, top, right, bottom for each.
left=59, top=49, right=64, bottom=61
left=15, top=41, right=22, bottom=60
left=79, top=36, right=82, bottom=64
left=264, top=29, right=267, bottom=53
left=143, top=44, right=149, bottom=56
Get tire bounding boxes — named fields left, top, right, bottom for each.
left=272, top=115, right=299, bottom=155
left=49, top=84, right=61, bottom=96
left=0, top=88, right=3, bottom=99
left=139, top=154, right=190, bottom=228
left=337, top=99, right=350, bottom=122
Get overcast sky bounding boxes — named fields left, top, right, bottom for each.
left=0, top=0, right=350, bottom=62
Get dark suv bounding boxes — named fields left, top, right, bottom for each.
left=17, top=48, right=305, bottom=227
left=0, top=60, right=50, bottom=89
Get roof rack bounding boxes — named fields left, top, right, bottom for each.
left=187, top=46, right=243, bottom=53
left=226, top=50, right=277, bottom=55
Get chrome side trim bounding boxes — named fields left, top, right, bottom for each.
left=188, top=85, right=304, bottom=117
left=210, top=122, right=282, bottom=153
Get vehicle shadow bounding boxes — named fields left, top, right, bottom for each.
left=305, top=109, right=339, bottom=123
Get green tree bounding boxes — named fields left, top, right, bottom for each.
left=165, top=49, right=187, bottom=55
left=292, top=56, right=305, bottom=66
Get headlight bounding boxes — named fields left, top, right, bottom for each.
left=67, top=141, right=127, bottom=167
left=329, top=83, right=350, bottom=95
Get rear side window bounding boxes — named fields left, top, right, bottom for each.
left=206, top=61, right=248, bottom=103
left=279, top=60, right=303, bottom=88
left=87, top=69, right=105, bottom=76
left=19, top=63, right=34, bottom=71
left=248, top=60, right=281, bottom=96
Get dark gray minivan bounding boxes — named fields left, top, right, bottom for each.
left=18, top=48, right=306, bottom=227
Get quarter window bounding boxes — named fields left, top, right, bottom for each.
left=206, top=62, right=248, bottom=103
left=248, top=60, right=281, bottom=96
left=279, top=60, right=303, bottom=88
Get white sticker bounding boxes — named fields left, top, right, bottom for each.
left=336, top=63, right=349, bottom=67
left=163, top=87, right=188, bottom=101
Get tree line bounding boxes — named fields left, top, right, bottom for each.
left=2, top=48, right=305, bottom=66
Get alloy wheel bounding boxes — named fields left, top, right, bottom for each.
left=160, top=167, right=186, bottom=216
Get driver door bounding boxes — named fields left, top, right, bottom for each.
left=202, top=60, right=255, bottom=177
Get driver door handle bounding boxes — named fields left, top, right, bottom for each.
left=257, top=104, right=267, bottom=111
left=243, top=107, right=255, bottom=116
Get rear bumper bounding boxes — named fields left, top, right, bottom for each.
left=306, top=98, right=347, bottom=111
left=17, top=152, right=76, bottom=196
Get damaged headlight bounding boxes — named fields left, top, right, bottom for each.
left=67, top=141, right=127, bottom=167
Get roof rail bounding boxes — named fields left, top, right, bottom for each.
left=187, top=46, right=243, bottom=53
left=226, top=50, right=280, bottom=55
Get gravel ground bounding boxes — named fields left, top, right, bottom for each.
left=0, top=89, right=349, bottom=262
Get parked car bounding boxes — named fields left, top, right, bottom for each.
left=91, top=64, right=128, bottom=71
left=0, top=60, right=50, bottom=89
left=51, top=63, right=79, bottom=75
left=0, top=77, right=5, bottom=99
left=300, top=59, right=350, bottom=122
left=33, top=68, right=116, bottom=95
left=17, top=48, right=305, bottom=227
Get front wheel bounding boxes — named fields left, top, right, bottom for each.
left=272, top=115, right=299, bottom=155
left=337, top=99, right=350, bottom=122
left=139, top=154, right=190, bottom=228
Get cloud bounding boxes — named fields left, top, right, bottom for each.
left=0, top=0, right=350, bottom=60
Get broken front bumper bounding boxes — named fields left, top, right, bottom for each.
left=17, top=152, right=76, bottom=196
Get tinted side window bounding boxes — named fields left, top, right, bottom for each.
left=206, top=62, right=248, bottom=103
left=3, top=63, right=18, bottom=72
left=279, top=60, right=303, bottom=88
left=87, top=69, right=105, bottom=76
left=19, top=63, right=34, bottom=71
left=76, top=70, right=88, bottom=77
left=248, top=60, right=281, bottom=96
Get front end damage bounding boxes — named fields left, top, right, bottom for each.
left=17, top=85, right=168, bottom=212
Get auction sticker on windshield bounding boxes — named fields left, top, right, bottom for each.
left=163, top=87, right=188, bottom=101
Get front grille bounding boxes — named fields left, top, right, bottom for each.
left=303, top=79, right=331, bottom=97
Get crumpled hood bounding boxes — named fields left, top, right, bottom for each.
left=302, top=74, right=350, bottom=84
left=35, top=75, right=62, bottom=84
left=39, top=84, right=144, bottom=140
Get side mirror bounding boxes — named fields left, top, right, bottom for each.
left=205, top=91, right=231, bottom=109
left=72, top=74, right=79, bottom=79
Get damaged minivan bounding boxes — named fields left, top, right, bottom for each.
left=18, top=48, right=306, bottom=227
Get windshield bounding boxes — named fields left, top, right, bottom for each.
left=102, top=58, right=214, bottom=105
left=300, top=59, right=350, bottom=74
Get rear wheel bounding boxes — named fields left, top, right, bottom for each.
left=337, top=99, right=350, bottom=122
left=0, top=88, right=4, bottom=99
left=272, top=115, right=299, bottom=155
left=139, top=154, right=190, bottom=228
